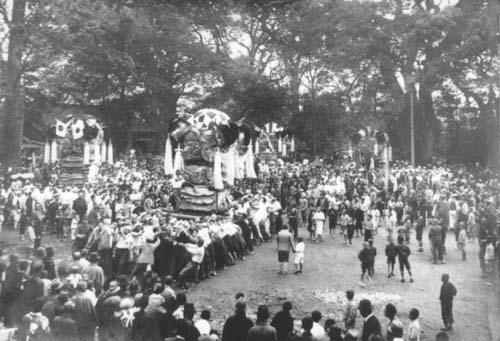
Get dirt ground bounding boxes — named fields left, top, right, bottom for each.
left=187, top=226, right=496, bottom=341
left=1, top=223, right=497, bottom=340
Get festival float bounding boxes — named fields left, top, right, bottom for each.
left=44, top=114, right=109, bottom=186
left=166, top=109, right=258, bottom=214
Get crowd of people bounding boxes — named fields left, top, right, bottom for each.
left=0, top=153, right=498, bottom=340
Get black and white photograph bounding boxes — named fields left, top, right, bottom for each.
left=0, top=0, right=499, bottom=340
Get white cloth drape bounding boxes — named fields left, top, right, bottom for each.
left=107, top=142, right=114, bottom=164
left=164, top=136, right=174, bottom=175
left=101, top=143, right=107, bottom=164
left=174, top=148, right=184, bottom=173
left=50, top=140, right=58, bottom=163
left=245, top=141, right=257, bottom=179
left=214, top=150, right=224, bottom=190
left=43, top=141, right=50, bottom=164
left=234, top=149, right=243, bottom=179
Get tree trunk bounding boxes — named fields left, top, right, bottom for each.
left=2, top=0, right=27, bottom=171
left=416, top=85, right=440, bottom=164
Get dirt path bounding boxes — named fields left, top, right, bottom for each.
left=1, top=224, right=495, bottom=340
left=188, top=227, right=494, bottom=341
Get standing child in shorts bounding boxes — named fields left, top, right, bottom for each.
left=396, top=236, right=413, bottom=282
left=385, top=238, right=397, bottom=278
left=339, top=209, right=352, bottom=245
left=294, top=237, right=305, bottom=274
left=408, top=308, right=421, bottom=341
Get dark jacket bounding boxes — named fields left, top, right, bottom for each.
left=361, top=315, right=381, bottom=341
left=271, top=310, right=294, bottom=341
left=358, top=248, right=372, bottom=264
left=222, top=313, right=254, bottom=341
left=439, top=281, right=457, bottom=303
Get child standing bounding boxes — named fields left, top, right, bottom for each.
left=339, top=209, right=352, bottom=245
left=385, top=238, right=397, bottom=278
left=358, top=242, right=374, bottom=285
left=395, top=236, right=413, bottom=282
left=457, top=223, right=467, bottom=260
left=294, top=237, right=305, bottom=274
left=368, top=239, right=377, bottom=277
left=485, top=238, right=495, bottom=275
left=408, top=308, right=421, bottom=341
left=343, top=289, right=357, bottom=330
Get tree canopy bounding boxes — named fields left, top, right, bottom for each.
left=0, top=0, right=498, bottom=168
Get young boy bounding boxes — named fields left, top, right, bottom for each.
left=368, top=239, right=377, bottom=277
left=408, top=308, right=421, bottom=341
left=294, top=237, right=305, bottom=274
left=339, top=209, right=353, bottom=245
left=358, top=242, right=373, bottom=285
left=484, top=238, right=495, bottom=275
left=395, top=236, right=413, bottom=282
left=457, top=222, right=467, bottom=260
left=385, top=238, right=397, bottom=278
left=343, top=290, right=357, bottom=330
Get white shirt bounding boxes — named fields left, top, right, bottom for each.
left=194, top=319, right=211, bottom=335
left=310, top=322, right=325, bottom=339
left=295, top=242, right=305, bottom=256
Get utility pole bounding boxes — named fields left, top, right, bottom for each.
left=497, top=9, right=500, bottom=171
left=410, top=87, right=415, bottom=167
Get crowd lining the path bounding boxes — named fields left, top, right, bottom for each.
left=0, top=155, right=498, bottom=340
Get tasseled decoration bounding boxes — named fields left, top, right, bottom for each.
left=369, top=157, right=375, bottom=170
left=388, top=145, right=393, bottom=162
left=223, top=147, right=235, bottom=186
left=107, top=141, right=114, bottom=165
left=94, top=141, right=101, bottom=164
left=174, top=147, right=184, bottom=173
left=245, top=140, right=257, bottom=179
left=234, top=149, right=243, bottom=179
left=290, top=137, right=295, bottom=152
left=278, top=135, right=282, bottom=152
left=254, top=139, right=259, bottom=155
left=32, top=152, right=36, bottom=169
left=348, top=141, right=353, bottom=158
left=214, top=149, right=224, bottom=190
left=282, top=139, right=287, bottom=157
left=164, top=136, right=174, bottom=175
left=50, top=140, right=58, bottom=163
left=374, top=142, right=378, bottom=155
left=101, top=143, right=107, bottom=164
left=83, top=142, right=90, bottom=165
left=43, top=141, right=50, bottom=164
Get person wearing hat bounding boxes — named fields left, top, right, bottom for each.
left=247, top=304, right=276, bottom=341
left=40, top=279, right=64, bottom=325
left=222, top=301, right=254, bottom=341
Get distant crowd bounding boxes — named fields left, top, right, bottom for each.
left=0, top=155, right=498, bottom=340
